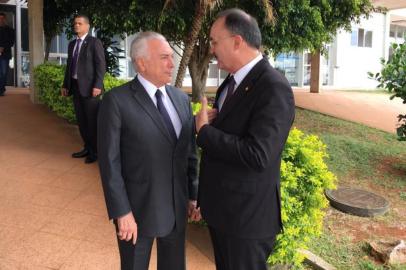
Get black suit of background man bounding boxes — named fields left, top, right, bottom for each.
left=195, top=8, right=295, bottom=270
left=62, top=15, right=106, bottom=163
left=0, top=12, right=14, bottom=96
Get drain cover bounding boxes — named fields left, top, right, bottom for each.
left=325, top=187, right=389, bottom=217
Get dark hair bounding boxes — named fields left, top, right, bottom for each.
left=0, top=12, right=6, bottom=17
left=74, top=14, right=90, bottom=25
left=217, top=8, right=261, bottom=49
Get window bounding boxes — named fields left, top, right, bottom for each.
left=58, top=32, right=68, bottom=53
left=350, top=28, right=373, bottom=48
left=275, top=53, right=299, bottom=86
left=396, top=26, right=406, bottom=39
left=390, top=25, right=396, bottom=38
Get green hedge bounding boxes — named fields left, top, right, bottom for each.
left=270, top=128, right=336, bottom=267
left=34, top=63, right=336, bottom=268
left=34, top=62, right=127, bottom=122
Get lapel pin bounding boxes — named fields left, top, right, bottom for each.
left=245, top=87, right=250, bottom=92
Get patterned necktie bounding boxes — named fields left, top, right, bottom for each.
left=223, top=75, right=236, bottom=105
left=155, top=89, right=177, bottom=142
left=71, top=39, right=82, bottom=77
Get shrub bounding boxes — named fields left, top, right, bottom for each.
left=34, top=62, right=127, bottom=122
left=269, top=128, right=336, bottom=267
left=369, top=42, right=406, bottom=141
left=34, top=63, right=75, bottom=121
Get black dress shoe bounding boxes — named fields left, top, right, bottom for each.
left=72, top=149, right=89, bottom=158
left=85, top=155, right=97, bottom=164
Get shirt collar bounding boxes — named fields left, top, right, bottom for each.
left=233, top=53, right=263, bottom=86
left=137, top=74, right=168, bottom=101
left=76, top=33, right=88, bottom=42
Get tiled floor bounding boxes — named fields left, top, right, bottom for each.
left=0, top=90, right=215, bottom=270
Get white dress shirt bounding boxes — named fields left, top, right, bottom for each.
left=72, top=33, right=88, bottom=79
left=218, top=53, right=263, bottom=111
left=137, top=74, right=182, bottom=137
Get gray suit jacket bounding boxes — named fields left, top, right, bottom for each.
left=98, top=77, right=198, bottom=237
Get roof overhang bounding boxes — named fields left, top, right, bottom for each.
left=391, top=14, right=406, bottom=26
left=372, top=0, right=406, bottom=10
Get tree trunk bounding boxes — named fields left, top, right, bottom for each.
left=174, top=0, right=208, bottom=88
left=44, top=36, right=52, bottom=62
left=188, top=38, right=211, bottom=102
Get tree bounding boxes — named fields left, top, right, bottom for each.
left=48, top=0, right=374, bottom=99
left=369, top=42, right=406, bottom=141
left=43, top=0, right=69, bottom=61
left=154, top=0, right=374, bottom=101
left=171, top=0, right=220, bottom=88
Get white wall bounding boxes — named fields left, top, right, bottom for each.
left=331, top=12, right=386, bottom=89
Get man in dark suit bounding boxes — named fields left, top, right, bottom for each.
left=98, top=31, right=199, bottom=270
left=195, top=8, right=295, bottom=270
left=61, top=14, right=106, bottom=163
left=0, top=12, right=14, bottom=96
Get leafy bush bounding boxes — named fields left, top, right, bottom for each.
left=34, top=63, right=75, bottom=121
left=269, top=128, right=336, bottom=267
left=34, top=63, right=127, bottom=122
left=369, top=43, right=406, bottom=141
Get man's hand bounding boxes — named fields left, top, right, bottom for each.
left=188, top=200, right=202, bottom=222
left=92, top=88, right=102, bottom=97
left=207, top=108, right=218, bottom=123
left=117, top=212, right=138, bottom=245
left=195, top=96, right=209, bottom=133
left=61, top=88, right=69, bottom=97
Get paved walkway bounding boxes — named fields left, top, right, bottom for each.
left=294, top=89, right=404, bottom=134
left=0, top=90, right=214, bottom=270
left=0, top=87, right=403, bottom=269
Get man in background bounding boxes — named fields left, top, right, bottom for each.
left=0, top=12, right=14, bottom=96
left=61, top=14, right=105, bottom=163
left=195, top=8, right=295, bottom=270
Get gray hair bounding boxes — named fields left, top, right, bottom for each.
left=130, top=31, right=167, bottom=62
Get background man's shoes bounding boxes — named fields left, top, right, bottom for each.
left=85, top=155, right=97, bottom=164
left=72, top=149, right=89, bottom=158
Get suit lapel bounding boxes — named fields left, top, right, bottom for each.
left=214, top=58, right=269, bottom=125
left=78, top=35, right=90, bottom=59
left=213, top=74, right=231, bottom=110
left=131, top=78, right=175, bottom=145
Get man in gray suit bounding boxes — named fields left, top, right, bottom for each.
left=98, top=32, right=199, bottom=270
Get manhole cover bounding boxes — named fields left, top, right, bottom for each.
left=325, top=187, right=389, bottom=217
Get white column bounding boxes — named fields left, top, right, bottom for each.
left=382, top=11, right=391, bottom=61
left=297, top=52, right=304, bottom=87
left=28, top=0, right=44, bottom=103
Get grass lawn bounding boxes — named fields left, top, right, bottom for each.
left=293, top=108, right=406, bottom=270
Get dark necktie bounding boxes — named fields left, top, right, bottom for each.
left=155, top=89, right=177, bottom=142
left=223, top=75, right=236, bottom=105
left=71, top=39, right=82, bottom=77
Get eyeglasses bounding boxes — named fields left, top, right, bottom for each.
left=209, top=35, right=235, bottom=47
